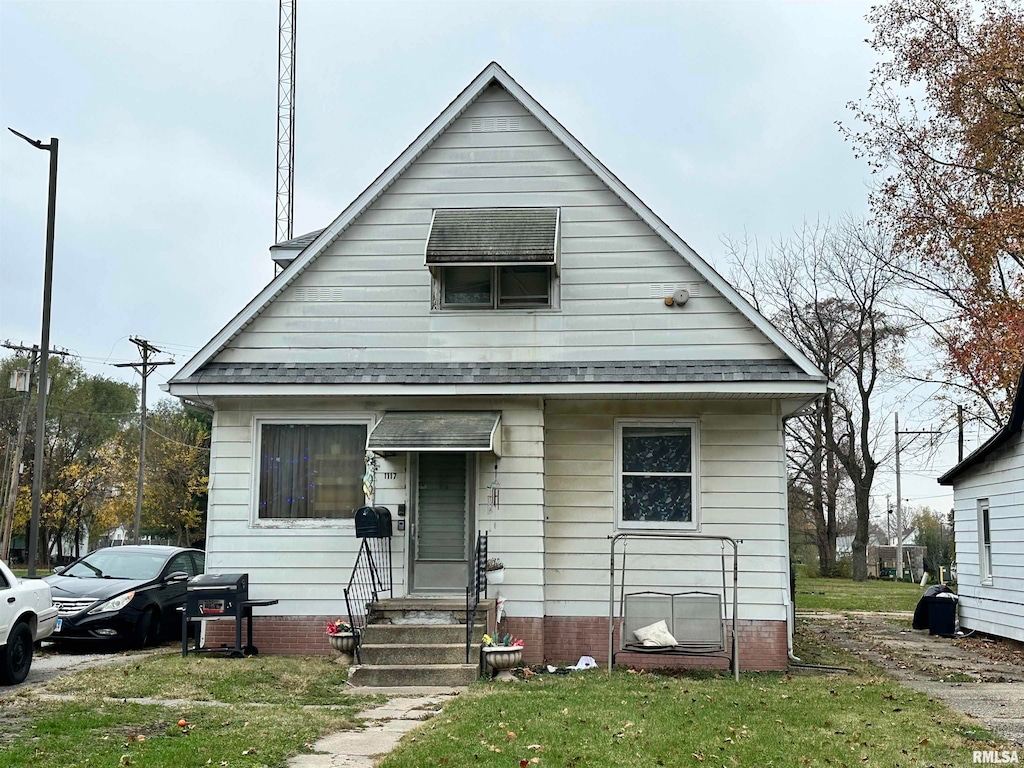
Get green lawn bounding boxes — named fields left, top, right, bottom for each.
left=45, top=652, right=360, bottom=706
left=378, top=670, right=998, bottom=768
left=0, top=698, right=360, bottom=768
left=795, top=576, right=925, bottom=612
left=378, top=624, right=1000, bottom=768
left=1, top=652, right=372, bottom=768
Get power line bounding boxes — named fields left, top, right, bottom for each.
left=146, top=425, right=211, bottom=452
left=113, top=337, right=175, bottom=544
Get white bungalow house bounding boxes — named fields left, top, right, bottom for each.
left=938, top=367, right=1024, bottom=643
left=166, top=63, right=827, bottom=677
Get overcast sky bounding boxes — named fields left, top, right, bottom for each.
left=0, top=0, right=964, bottom=516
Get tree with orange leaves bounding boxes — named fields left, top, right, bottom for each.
left=841, top=0, right=1024, bottom=427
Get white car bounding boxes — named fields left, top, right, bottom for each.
left=1, top=559, right=58, bottom=685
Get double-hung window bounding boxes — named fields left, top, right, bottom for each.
left=256, top=419, right=370, bottom=520
left=426, top=207, right=559, bottom=310
left=978, top=498, right=993, bottom=584
left=615, top=419, right=699, bottom=530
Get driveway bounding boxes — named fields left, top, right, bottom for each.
left=803, top=611, right=1024, bottom=746
left=2, top=641, right=167, bottom=692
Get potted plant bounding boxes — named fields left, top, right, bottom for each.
left=326, top=618, right=355, bottom=660
left=485, top=558, right=505, bottom=585
left=481, top=632, right=523, bottom=681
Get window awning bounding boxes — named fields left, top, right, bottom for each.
left=425, top=208, right=559, bottom=267
left=366, top=411, right=502, bottom=456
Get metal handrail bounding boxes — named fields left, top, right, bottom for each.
left=343, top=536, right=393, bottom=663
left=465, top=530, right=488, bottom=663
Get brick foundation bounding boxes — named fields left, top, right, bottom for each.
left=501, top=617, right=545, bottom=664
left=543, top=617, right=788, bottom=671
left=204, top=615, right=788, bottom=671
left=204, top=616, right=336, bottom=655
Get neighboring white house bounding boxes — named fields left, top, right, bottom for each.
left=938, top=368, right=1024, bottom=643
left=166, top=63, right=827, bottom=669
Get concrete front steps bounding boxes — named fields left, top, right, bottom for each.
left=347, top=597, right=494, bottom=687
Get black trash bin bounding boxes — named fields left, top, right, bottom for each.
left=925, top=595, right=958, bottom=637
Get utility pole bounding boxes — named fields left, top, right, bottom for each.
left=8, top=128, right=59, bottom=578
left=894, top=413, right=941, bottom=582
left=1, top=342, right=70, bottom=563
left=114, top=337, right=174, bottom=544
left=957, top=405, right=965, bottom=463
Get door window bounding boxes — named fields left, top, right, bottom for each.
left=416, top=453, right=469, bottom=561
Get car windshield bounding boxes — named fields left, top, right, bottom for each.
left=63, top=550, right=168, bottom=580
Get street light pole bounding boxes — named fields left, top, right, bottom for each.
left=9, top=128, right=59, bottom=578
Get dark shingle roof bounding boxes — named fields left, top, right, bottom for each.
left=426, top=208, right=558, bottom=264
left=270, top=229, right=325, bottom=252
left=180, top=359, right=821, bottom=386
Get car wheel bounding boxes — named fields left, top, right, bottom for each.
left=1, top=622, right=34, bottom=685
left=131, top=607, right=159, bottom=648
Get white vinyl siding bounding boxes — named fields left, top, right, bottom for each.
left=218, top=84, right=784, bottom=365
left=544, top=399, right=788, bottom=622
left=205, top=397, right=545, bottom=619
left=950, top=430, right=1024, bottom=643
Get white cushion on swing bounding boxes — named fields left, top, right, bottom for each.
left=633, top=620, right=678, bottom=647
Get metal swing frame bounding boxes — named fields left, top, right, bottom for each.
left=608, top=532, right=740, bottom=681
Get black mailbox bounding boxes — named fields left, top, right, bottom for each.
left=355, top=506, right=393, bottom=538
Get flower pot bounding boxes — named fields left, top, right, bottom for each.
left=328, top=633, right=355, bottom=653
left=482, top=645, right=522, bottom=681
left=486, top=568, right=505, bottom=585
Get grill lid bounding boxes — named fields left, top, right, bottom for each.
left=187, top=573, right=248, bottom=592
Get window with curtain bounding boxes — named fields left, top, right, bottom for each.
left=258, top=423, right=367, bottom=519
left=617, top=421, right=698, bottom=529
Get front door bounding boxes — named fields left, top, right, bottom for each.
left=410, top=452, right=473, bottom=593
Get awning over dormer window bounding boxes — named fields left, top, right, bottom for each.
left=425, top=208, right=559, bottom=267
left=366, top=411, right=502, bottom=456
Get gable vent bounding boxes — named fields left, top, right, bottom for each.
left=470, top=116, right=522, bottom=133
left=649, top=283, right=702, bottom=298
left=292, top=286, right=344, bottom=302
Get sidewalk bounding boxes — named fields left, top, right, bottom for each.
left=289, top=690, right=461, bottom=768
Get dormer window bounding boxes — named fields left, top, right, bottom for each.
left=427, top=208, right=559, bottom=311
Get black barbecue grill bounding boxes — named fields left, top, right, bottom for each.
left=181, top=573, right=278, bottom=657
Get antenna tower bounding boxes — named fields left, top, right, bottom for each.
left=275, top=0, right=296, bottom=247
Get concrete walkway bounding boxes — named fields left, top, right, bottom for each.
left=289, top=691, right=460, bottom=768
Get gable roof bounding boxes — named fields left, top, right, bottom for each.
left=170, top=62, right=824, bottom=385
left=938, top=365, right=1024, bottom=485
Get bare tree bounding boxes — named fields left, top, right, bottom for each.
left=728, top=219, right=907, bottom=580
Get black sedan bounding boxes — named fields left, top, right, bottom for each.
left=44, top=546, right=205, bottom=647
